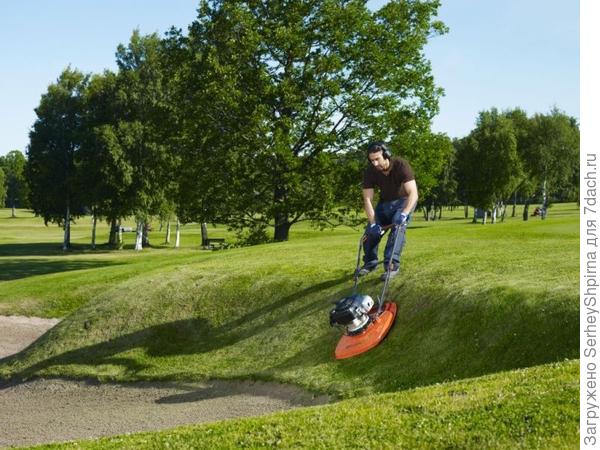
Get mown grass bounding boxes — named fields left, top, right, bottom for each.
left=31, top=361, right=578, bottom=450
left=0, top=209, right=230, bottom=316
left=0, top=205, right=578, bottom=394
left=0, top=204, right=579, bottom=448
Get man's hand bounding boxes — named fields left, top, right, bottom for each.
left=366, top=223, right=384, bottom=237
left=398, top=213, right=409, bottom=225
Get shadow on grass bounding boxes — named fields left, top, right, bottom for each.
left=2, top=275, right=349, bottom=383
left=0, top=243, right=115, bottom=257
left=0, top=259, right=124, bottom=281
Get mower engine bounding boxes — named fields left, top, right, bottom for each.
left=329, top=294, right=374, bottom=335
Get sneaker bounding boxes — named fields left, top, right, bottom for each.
left=380, top=264, right=399, bottom=281
left=356, top=265, right=376, bottom=277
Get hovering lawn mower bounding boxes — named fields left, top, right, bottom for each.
left=329, top=222, right=405, bottom=360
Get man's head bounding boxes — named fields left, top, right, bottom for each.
left=367, top=141, right=391, bottom=171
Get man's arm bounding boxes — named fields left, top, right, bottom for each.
left=402, top=180, right=419, bottom=215
left=362, top=188, right=376, bottom=224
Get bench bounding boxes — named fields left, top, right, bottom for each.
left=202, top=237, right=226, bottom=250
left=200, top=223, right=228, bottom=249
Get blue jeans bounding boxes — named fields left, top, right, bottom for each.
left=363, top=199, right=411, bottom=270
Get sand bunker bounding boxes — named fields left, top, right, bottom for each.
left=0, top=316, right=329, bottom=447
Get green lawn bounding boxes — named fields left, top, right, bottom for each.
left=33, top=361, right=578, bottom=450
left=0, top=204, right=579, bottom=448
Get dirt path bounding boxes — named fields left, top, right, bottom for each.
left=0, top=317, right=329, bottom=448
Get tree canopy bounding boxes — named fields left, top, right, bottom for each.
left=453, top=107, right=579, bottom=222
left=27, top=68, right=89, bottom=234
left=458, top=109, right=520, bottom=212
left=0, top=150, right=29, bottom=212
left=173, top=0, right=447, bottom=240
left=21, top=2, right=580, bottom=247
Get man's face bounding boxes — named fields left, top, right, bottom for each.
left=368, top=151, right=389, bottom=171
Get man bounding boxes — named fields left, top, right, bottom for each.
left=358, top=141, right=418, bottom=281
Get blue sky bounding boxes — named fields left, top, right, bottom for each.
left=0, top=0, right=579, bottom=156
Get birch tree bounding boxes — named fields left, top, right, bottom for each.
left=520, top=108, right=579, bottom=219
left=114, top=31, right=180, bottom=250
left=457, top=109, right=520, bottom=224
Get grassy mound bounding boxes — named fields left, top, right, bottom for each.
left=32, top=361, right=578, bottom=449
left=0, top=205, right=578, bottom=399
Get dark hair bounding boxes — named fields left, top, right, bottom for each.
left=367, top=141, right=391, bottom=160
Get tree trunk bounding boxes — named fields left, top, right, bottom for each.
left=483, top=210, right=488, bottom=225
left=491, top=207, right=497, bottom=224
left=274, top=183, right=290, bottom=241
left=274, top=217, right=291, bottom=241
left=437, top=206, right=442, bottom=220
left=541, top=179, right=548, bottom=220
left=62, top=204, right=71, bottom=250
left=142, top=222, right=150, bottom=247
left=135, top=221, right=143, bottom=251
left=464, top=204, right=469, bottom=219
left=512, top=192, right=517, bottom=217
left=109, top=218, right=118, bottom=246
left=175, top=219, right=180, bottom=248
left=523, top=199, right=530, bottom=221
left=164, top=220, right=171, bottom=244
left=117, top=219, right=123, bottom=247
left=11, top=204, right=16, bottom=218
left=201, top=222, right=209, bottom=248
left=91, top=211, right=97, bottom=249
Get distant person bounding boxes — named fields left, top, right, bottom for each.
left=357, top=141, right=419, bottom=280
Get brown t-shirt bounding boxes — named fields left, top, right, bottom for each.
left=362, top=158, right=415, bottom=201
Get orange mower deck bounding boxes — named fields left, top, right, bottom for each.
left=334, top=302, right=397, bottom=360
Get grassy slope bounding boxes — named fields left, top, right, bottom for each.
left=0, top=205, right=578, bottom=397
left=33, top=361, right=578, bottom=450
left=0, top=205, right=579, bottom=448
left=0, top=210, right=229, bottom=317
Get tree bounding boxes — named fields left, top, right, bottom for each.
left=393, top=131, right=454, bottom=220
left=1, top=150, right=30, bottom=217
left=0, top=167, right=6, bottom=209
left=78, top=71, right=137, bottom=248
left=76, top=31, right=181, bottom=250
left=114, top=31, right=180, bottom=250
left=457, top=109, right=520, bottom=224
left=501, top=108, right=530, bottom=217
left=26, top=68, right=89, bottom=249
left=428, top=145, right=458, bottom=220
left=453, top=136, right=471, bottom=218
left=175, top=0, right=447, bottom=241
left=520, top=107, right=579, bottom=219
